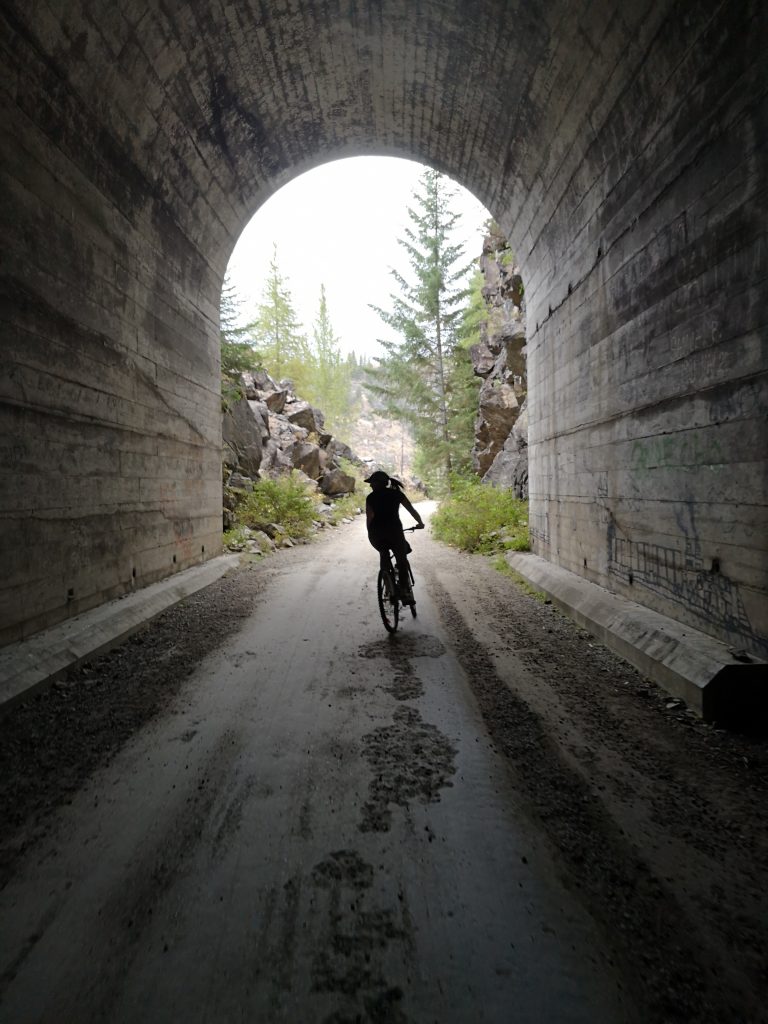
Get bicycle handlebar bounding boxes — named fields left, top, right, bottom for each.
left=404, top=524, right=426, bottom=532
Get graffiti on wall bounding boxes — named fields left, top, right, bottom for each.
left=603, top=490, right=764, bottom=656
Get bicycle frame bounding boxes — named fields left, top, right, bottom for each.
left=376, top=527, right=418, bottom=633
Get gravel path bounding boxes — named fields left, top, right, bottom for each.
left=0, top=516, right=765, bottom=1023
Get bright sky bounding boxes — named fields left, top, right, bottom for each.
left=225, top=156, right=490, bottom=360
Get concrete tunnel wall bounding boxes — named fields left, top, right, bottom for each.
left=1, top=0, right=766, bottom=656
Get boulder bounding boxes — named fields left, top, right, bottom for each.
left=222, top=397, right=264, bottom=477
left=251, top=529, right=276, bottom=551
left=227, top=472, right=254, bottom=491
left=264, top=389, right=289, bottom=414
left=242, top=369, right=278, bottom=397
left=247, top=400, right=271, bottom=441
left=327, top=439, right=359, bottom=464
left=268, top=413, right=308, bottom=446
left=287, top=441, right=322, bottom=479
left=320, top=469, right=356, bottom=495
left=291, top=468, right=319, bottom=491
left=260, top=438, right=293, bottom=475
left=286, top=400, right=324, bottom=433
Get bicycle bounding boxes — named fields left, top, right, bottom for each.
left=377, top=527, right=420, bottom=634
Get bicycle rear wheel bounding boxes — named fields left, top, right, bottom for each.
left=377, top=569, right=399, bottom=633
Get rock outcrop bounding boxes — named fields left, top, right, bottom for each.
left=470, top=224, right=528, bottom=498
left=222, top=370, right=364, bottom=528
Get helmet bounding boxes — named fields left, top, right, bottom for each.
left=364, top=470, right=390, bottom=485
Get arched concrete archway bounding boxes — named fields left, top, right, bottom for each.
left=1, top=1, right=766, bottom=660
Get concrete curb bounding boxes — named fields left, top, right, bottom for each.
left=0, top=555, right=241, bottom=714
left=506, top=552, right=766, bottom=727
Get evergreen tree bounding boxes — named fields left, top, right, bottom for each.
left=250, top=245, right=310, bottom=388
left=219, top=271, right=260, bottom=405
left=448, top=268, right=484, bottom=475
left=365, top=168, right=474, bottom=491
left=303, top=284, right=352, bottom=431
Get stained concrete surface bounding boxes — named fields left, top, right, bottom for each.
left=2, top=0, right=766, bottom=660
left=0, top=555, right=239, bottom=712
left=507, top=551, right=767, bottom=726
left=0, top=523, right=635, bottom=1024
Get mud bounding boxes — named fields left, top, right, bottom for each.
left=358, top=633, right=445, bottom=702
left=310, top=850, right=410, bottom=1012
left=359, top=705, right=457, bottom=833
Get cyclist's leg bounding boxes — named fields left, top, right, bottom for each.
left=390, top=535, right=413, bottom=600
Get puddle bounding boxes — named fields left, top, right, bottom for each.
left=358, top=633, right=445, bottom=661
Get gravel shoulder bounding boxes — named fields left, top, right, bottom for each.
left=423, top=542, right=768, bottom=1024
left=1, top=522, right=766, bottom=1022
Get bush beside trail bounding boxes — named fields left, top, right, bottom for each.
left=223, top=471, right=365, bottom=553
left=431, top=479, right=529, bottom=554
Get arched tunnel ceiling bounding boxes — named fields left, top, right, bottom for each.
left=1, top=0, right=766, bottom=659
left=11, top=0, right=672, bottom=274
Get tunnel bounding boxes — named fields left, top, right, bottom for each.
left=1, top=0, right=766, bottom=667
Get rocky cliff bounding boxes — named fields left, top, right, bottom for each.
left=470, top=225, right=528, bottom=498
left=221, top=370, right=361, bottom=530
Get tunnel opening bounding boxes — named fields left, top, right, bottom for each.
left=216, top=155, right=520, bottom=533
left=0, top=0, right=764, bottom=686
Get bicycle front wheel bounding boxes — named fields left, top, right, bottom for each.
left=377, top=570, right=399, bottom=633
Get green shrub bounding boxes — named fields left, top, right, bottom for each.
left=431, top=478, right=530, bottom=553
left=239, top=473, right=317, bottom=539
left=222, top=525, right=249, bottom=550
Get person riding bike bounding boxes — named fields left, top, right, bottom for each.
left=365, top=470, right=424, bottom=602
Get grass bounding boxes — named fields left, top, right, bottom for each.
left=324, top=491, right=364, bottom=525
left=431, top=478, right=530, bottom=554
left=491, top=555, right=548, bottom=601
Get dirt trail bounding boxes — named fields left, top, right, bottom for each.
left=0, top=515, right=765, bottom=1023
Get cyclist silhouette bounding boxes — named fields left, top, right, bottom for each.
left=365, top=470, right=424, bottom=601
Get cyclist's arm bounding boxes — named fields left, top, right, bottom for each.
left=400, top=493, right=424, bottom=527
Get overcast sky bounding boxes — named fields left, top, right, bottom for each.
left=226, top=156, right=490, bottom=360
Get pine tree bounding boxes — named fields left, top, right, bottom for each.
left=303, top=284, right=352, bottom=431
left=365, top=168, right=474, bottom=491
left=219, top=271, right=260, bottom=405
left=448, top=268, right=484, bottom=475
left=249, top=245, right=310, bottom=388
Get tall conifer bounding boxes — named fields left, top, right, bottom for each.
left=250, top=245, right=310, bottom=388
left=304, top=284, right=352, bottom=430
left=365, top=168, right=473, bottom=491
